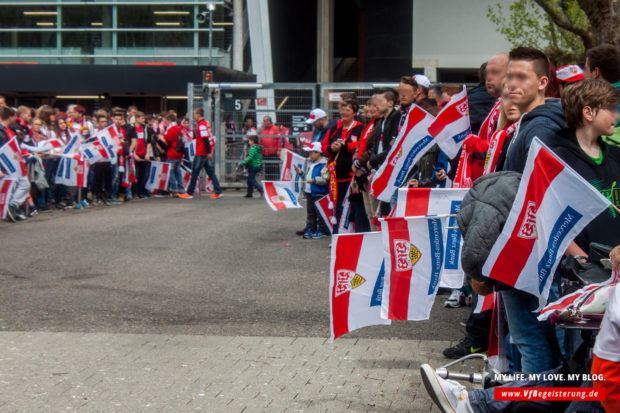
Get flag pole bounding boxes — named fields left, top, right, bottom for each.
left=378, top=213, right=456, bottom=221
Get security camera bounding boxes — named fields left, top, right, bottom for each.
left=196, top=11, right=208, bottom=23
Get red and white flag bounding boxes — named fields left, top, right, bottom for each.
left=22, top=138, right=65, bottom=153
left=55, top=155, right=89, bottom=188
left=338, top=182, right=355, bottom=234
left=487, top=293, right=509, bottom=372
left=428, top=87, right=471, bottom=159
left=538, top=269, right=619, bottom=322
left=483, top=138, right=611, bottom=309
left=0, top=138, right=28, bottom=178
left=121, top=158, right=137, bottom=188
left=186, top=140, right=197, bottom=163
left=394, top=188, right=468, bottom=289
left=80, top=139, right=109, bottom=164
left=315, top=194, right=334, bottom=234
left=370, top=106, right=436, bottom=202
left=96, top=125, right=122, bottom=161
left=262, top=181, right=302, bottom=211
left=380, top=216, right=445, bottom=320
left=280, top=149, right=306, bottom=182
left=0, top=178, right=16, bottom=219
left=330, top=232, right=390, bottom=340
left=145, top=161, right=171, bottom=193
left=62, top=135, right=81, bottom=157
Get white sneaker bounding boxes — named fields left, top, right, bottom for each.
left=444, top=289, right=465, bottom=308
left=420, top=364, right=474, bottom=413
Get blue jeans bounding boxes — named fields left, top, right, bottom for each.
left=187, top=156, right=206, bottom=195
left=500, top=285, right=561, bottom=374
left=204, top=158, right=222, bottom=194
left=246, top=166, right=263, bottom=196
left=168, top=159, right=185, bottom=193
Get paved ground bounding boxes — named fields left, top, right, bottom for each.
left=0, top=192, right=474, bottom=412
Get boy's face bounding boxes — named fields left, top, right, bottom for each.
left=136, top=115, right=145, bottom=126
left=113, top=115, right=123, bottom=128
left=98, top=117, right=108, bottom=129
left=309, top=150, right=321, bottom=161
left=506, top=60, right=547, bottom=110
left=589, top=105, right=619, bottom=137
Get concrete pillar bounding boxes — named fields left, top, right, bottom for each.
left=317, top=0, right=334, bottom=83
left=233, top=0, right=244, bottom=71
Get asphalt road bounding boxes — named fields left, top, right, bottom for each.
left=0, top=192, right=469, bottom=340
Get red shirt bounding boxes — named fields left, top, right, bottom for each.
left=135, top=126, right=147, bottom=158
left=260, top=124, right=282, bottom=156
left=195, top=119, right=211, bottom=156
left=164, top=125, right=184, bottom=160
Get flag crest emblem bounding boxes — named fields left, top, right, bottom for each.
left=394, top=240, right=421, bottom=271
left=335, top=270, right=367, bottom=297
left=518, top=201, right=538, bottom=239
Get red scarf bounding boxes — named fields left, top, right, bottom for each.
left=483, top=122, right=517, bottom=175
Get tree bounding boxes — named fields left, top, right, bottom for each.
left=487, top=0, right=620, bottom=65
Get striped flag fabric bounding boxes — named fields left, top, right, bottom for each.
left=487, top=293, right=509, bottom=372
left=380, top=216, right=445, bottom=320
left=96, top=125, right=122, bottom=161
left=21, top=138, right=65, bottom=153
left=262, top=181, right=302, bottom=211
left=80, top=139, right=109, bottom=164
left=280, top=149, right=306, bottom=182
left=0, top=178, right=16, bottom=219
left=394, top=188, right=468, bottom=289
left=338, top=182, right=355, bottom=234
left=145, top=161, right=171, bottom=193
left=428, top=87, right=471, bottom=159
left=538, top=269, right=619, bottom=322
left=483, top=138, right=611, bottom=309
left=62, top=135, right=81, bottom=156
left=369, top=105, right=436, bottom=202
left=330, top=232, right=390, bottom=340
left=0, top=138, right=28, bottom=178
left=186, top=140, right=196, bottom=163
left=314, top=194, right=334, bottom=234
left=55, top=155, right=89, bottom=188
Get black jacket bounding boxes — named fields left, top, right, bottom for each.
left=503, top=98, right=566, bottom=173
left=467, top=83, right=495, bottom=135
left=369, top=108, right=400, bottom=169
left=551, top=129, right=620, bottom=252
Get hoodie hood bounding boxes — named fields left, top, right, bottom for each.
left=520, top=98, right=566, bottom=129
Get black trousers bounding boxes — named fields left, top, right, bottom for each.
left=307, top=193, right=329, bottom=233
left=465, top=293, right=493, bottom=349
left=92, top=162, right=113, bottom=200
left=135, top=160, right=149, bottom=195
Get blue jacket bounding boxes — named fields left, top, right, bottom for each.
left=503, top=98, right=566, bottom=173
left=307, top=158, right=328, bottom=196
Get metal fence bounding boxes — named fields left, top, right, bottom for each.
left=187, top=81, right=472, bottom=188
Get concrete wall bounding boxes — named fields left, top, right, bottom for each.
left=412, top=0, right=514, bottom=81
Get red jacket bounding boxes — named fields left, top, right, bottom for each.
left=164, top=125, right=184, bottom=160
left=195, top=119, right=212, bottom=156
left=260, top=124, right=282, bottom=156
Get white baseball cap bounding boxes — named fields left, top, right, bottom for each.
left=305, top=108, right=327, bottom=124
left=302, top=142, right=323, bottom=153
left=413, top=74, right=431, bottom=89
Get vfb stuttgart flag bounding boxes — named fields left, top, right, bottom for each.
left=370, top=105, right=435, bottom=202
left=330, top=232, right=390, bottom=340
left=145, top=161, right=171, bottom=193
left=262, top=181, right=302, bottom=211
left=280, top=149, right=305, bottom=184
left=381, top=216, right=445, bottom=321
left=428, top=87, right=471, bottom=159
left=393, top=188, right=468, bottom=289
left=483, top=138, right=611, bottom=310
left=0, top=138, right=27, bottom=178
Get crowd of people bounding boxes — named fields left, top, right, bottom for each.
left=292, top=44, right=620, bottom=412
left=2, top=40, right=620, bottom=411
left=0, top=103, right=226, bottom=222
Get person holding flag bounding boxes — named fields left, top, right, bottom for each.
left=321, top=92, right=364, bottom=232
left=0, top=106, right=30, bottom=222
left=294, top=142, right=329, bottom=239
left=127, top=111, right=153, bottom=199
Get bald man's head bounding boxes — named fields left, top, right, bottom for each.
left=485, top=53, right=509, bottom=98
